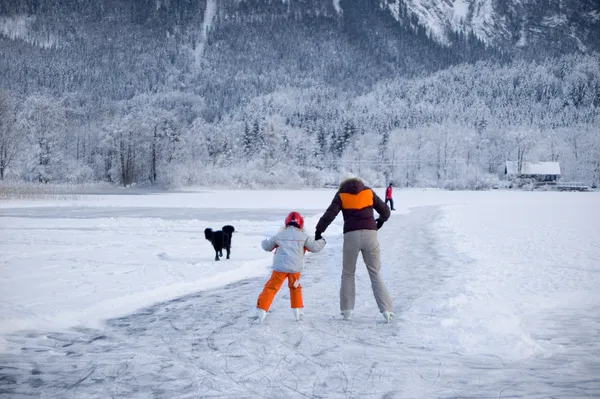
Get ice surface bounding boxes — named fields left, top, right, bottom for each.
left=1, top=189, right=599, bottom=398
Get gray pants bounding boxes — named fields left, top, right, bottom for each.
left=341, top=229, right=393, bottom=313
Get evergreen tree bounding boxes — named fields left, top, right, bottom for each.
left=242, top=121, right=253, bottom=158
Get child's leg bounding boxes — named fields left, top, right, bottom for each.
left=287, top=272, right=303, bottom=309
left=257, top=271, right=287, bottom=311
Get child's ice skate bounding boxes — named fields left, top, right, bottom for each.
left=257, top=308, right=267, bottom=323
left=293, top=308, right=303, bottom=321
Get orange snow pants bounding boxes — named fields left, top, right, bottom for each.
left=257, top=271, right=303, bottom=311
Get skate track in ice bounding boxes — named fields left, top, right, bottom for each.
left=1, top=189, right=599, bottom=398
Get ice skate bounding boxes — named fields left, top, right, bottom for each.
left=341, top=310, right=353, bottom=320
left=293, top=308, right=303, bottom=321
left=382, top=311, right=394, bottom=322
left=257, top=308, right=267, bottom=323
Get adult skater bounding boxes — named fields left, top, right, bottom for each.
left=315, top=173, right=394, bottom=322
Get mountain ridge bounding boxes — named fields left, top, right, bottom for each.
left=1, top=0, right=598, bottom=53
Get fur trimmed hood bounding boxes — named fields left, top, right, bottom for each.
left=339, top=176, right=365, bottom=192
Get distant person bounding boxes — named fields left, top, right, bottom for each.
left=385, top=183, right=395, bottom=210
left=315, top=173, right=394, bottom=322
left=256, top=211, right=326, bottom=323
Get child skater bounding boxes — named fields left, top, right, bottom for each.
left=256, top=211, right=326, bottom=322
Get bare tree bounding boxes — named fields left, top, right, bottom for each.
left=511, top=129, right=535, bottom=174
left=149, top=110, right=178, bottom=183
left=114, top=114, right=151, bottom=187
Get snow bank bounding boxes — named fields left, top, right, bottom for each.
left=432, top=191, right=600, bottom=359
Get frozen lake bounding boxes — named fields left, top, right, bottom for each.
left=1, top=189, right=599, bottom=398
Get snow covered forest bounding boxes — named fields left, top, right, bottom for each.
left=1, top=0, right=599, bottom=188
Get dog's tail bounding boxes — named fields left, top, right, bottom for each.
left=204, top=228, right=213, bottom=240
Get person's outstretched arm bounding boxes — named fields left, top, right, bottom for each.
left=261, top=233, right=279, bottom=252
left=304, top=236, right=326, bottom=253
left=315, top=193, right=342, bottom=236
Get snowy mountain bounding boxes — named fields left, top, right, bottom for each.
left=199, top=0, right=600, bottom=52
left=0, top=0, right=598, bottom=188
left=0, top=0, right=598, bottom=54
left=382, top=0, right=600, bottom=51
left=0, top=0, right=487, bottom=101
left=201, top=0, right=600, bottom=52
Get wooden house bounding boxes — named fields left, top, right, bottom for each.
left=504, top=161, right=561, bottom=184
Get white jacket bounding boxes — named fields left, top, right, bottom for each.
left=261, top=226, right=326, bottom=273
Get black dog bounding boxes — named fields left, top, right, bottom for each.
left=204, top=225, right=235, bottom=261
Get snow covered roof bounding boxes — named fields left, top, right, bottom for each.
left=505, top=161, right=561, bottom=176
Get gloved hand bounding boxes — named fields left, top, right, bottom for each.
left=315, top=230, right=323, bottom=240
left=376, top=218, right=384, bottom=230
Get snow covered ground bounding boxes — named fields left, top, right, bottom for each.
left=1, top=188, right=599, bottom=398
